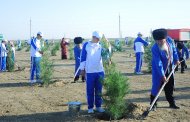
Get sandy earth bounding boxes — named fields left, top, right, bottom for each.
left=0, top=46, right=190, bottom=122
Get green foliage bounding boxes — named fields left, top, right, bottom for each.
left=51, top=42, right=60, bottom=56
left=101, top=35, right=112, bottom=64
left=127, top=39, right=134, bottom=47
left=6, top=43, right=15, bottom=72
left=40, top=45, right=54, bottom=86
left=102, top=63, right=130, bottom=120
left=25, top=45, right=30, bottom=52
left=144, top=37, right=155, bottom=73
left=110, top=39, right=123, bottom=52
left=17, top=41, right=25, bottom=51
left=68, top=42, right=74, bottom=60
left=100, top=36, right=130, bottom=119
left=185, top=41, right=190, bottom=49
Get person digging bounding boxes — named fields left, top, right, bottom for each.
left=150, top=28, right=180, bottom=111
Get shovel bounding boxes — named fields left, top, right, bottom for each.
left=141, top=60, right=183, bottom=119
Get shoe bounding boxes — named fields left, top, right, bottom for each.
left=170, top=104, right=180, bottom=109
left=151, top=105, right=157, bottom=111
left=74, top=76, right=79, bottom=82
left=150, top=95, right=158, bottom=111
left=95, top=107, right=105, bottom=113
left=135, top=72, right=144, bottom=75
left=181, top=71, right=184, bottom=74
left=29, top=80, right=36, bottom=84
left=88, top=109, right=94, bottom=114
left=82, top=76, right=85, bottom=82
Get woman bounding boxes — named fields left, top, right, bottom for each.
left=60, top=38, right=69, bottom=59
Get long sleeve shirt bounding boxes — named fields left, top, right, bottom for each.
left=80, top=41, right=104, bottom=73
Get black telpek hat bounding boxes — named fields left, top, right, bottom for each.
left=74, top=37, right=84, bottom=44
left=152, top=28, right=167, bottom=40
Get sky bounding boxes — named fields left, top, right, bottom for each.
left=0, top=0, right=190, bottom=40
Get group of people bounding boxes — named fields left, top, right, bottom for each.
left=1, top=28, right=189, bottom=114
left=133, top=29, right=189, bottom=111
left=0, top=39, right=15, bottom=72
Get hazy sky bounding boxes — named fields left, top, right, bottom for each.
left=0, top=0, right=190, bottom=40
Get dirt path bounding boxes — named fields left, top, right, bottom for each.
left=0, top=47, right=190, bottom=122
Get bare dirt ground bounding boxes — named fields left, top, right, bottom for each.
left=0, top=46, right=190, bottom=122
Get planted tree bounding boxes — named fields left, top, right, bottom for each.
left=144, top=37, right=155, bottom=73
left=186, top=41, right=190, bottom=49
left=100, top=35, right=130, bottom=120
left=25, top=45, right=30, bottom=52
left=51, top=42, right=59, bottom=56
left=6, top=43, right=15, bottom=72
left=127, top=39, right=134, bottom=47
left=103, top=64, right=130, bottom=120
left=40, top=45, right=54, bottom=86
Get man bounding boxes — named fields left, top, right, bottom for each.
left=125, top=37, right=128, bottom=45
left=80, top=31, right=105, bottom=114
left=17, top=40, right=22, bottom=50
left=175, top=42, right=189, bottom=73
left=60, top=38, right=69, bottom=59
left=151, top=28, right=180, bottom=110
left=73, top=37, right=85, bottom=82
left=0, top=39, right=8, bottom=71
left=134, top=32, right=149, bottom=74
left=29, top=32, right=44, bottom=84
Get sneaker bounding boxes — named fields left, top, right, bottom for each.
left=135, top=72, right=144, bottom=75
left=29, top=80, right=36, bottom=84
left=95, top=107, right=105, bottom=113
left=88, top=109, right=94, bottom=114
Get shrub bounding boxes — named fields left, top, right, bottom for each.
left=100, top=35, right=130, bottom=120
left=25, top=45, right=30, bottom=52
left=185, top=41, right=190, bottom=49
left=51, top=42, right=59, bottom=56
left=102, top=63, right=130, bottom=120
left=6, top=43, right=15, bottom=72
left=144, top=37, right=155, bottom=73
left=127, top=39, right=134, bottom=47
left=40, top=45, right=54, bottom=86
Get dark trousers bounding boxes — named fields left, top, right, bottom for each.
left=175, top=58, right=186, bottom=72
left=61, top=55, right=67, bottom=59
left=162, top=71, right=175, bottom=105
left=151, top=70, right=175, bottom=106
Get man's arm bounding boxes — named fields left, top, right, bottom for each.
left=184, top=46, right=189, bottom=59
left=80, top=42, right=88, bottom=70
left=139, top=38, right=149, bottom=46
left=152, top=45, right=165, bottom=79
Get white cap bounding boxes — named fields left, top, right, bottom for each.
left=37, top=32, right=43, bottom=37
left=92, top=31, right=102, bottom=39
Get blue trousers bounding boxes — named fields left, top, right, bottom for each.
left=135, top=52, right=143, bottom=73
left=30, top=57, right=41, bottom=80
left=86, top=72, right=104, bottom=109
left=0, top=57, right=6, bottom=71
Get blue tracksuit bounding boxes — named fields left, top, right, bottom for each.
left=151, top=37, right=179, bottom=96
left=134, top=37, right=149, bottom=73
left=0, top=43, right=7, bottom=71
left=80, top=41, right=104, bottom=109
left=177, top=46, right=189, bottom=59
left=74, top=45, right=82, bottom=76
